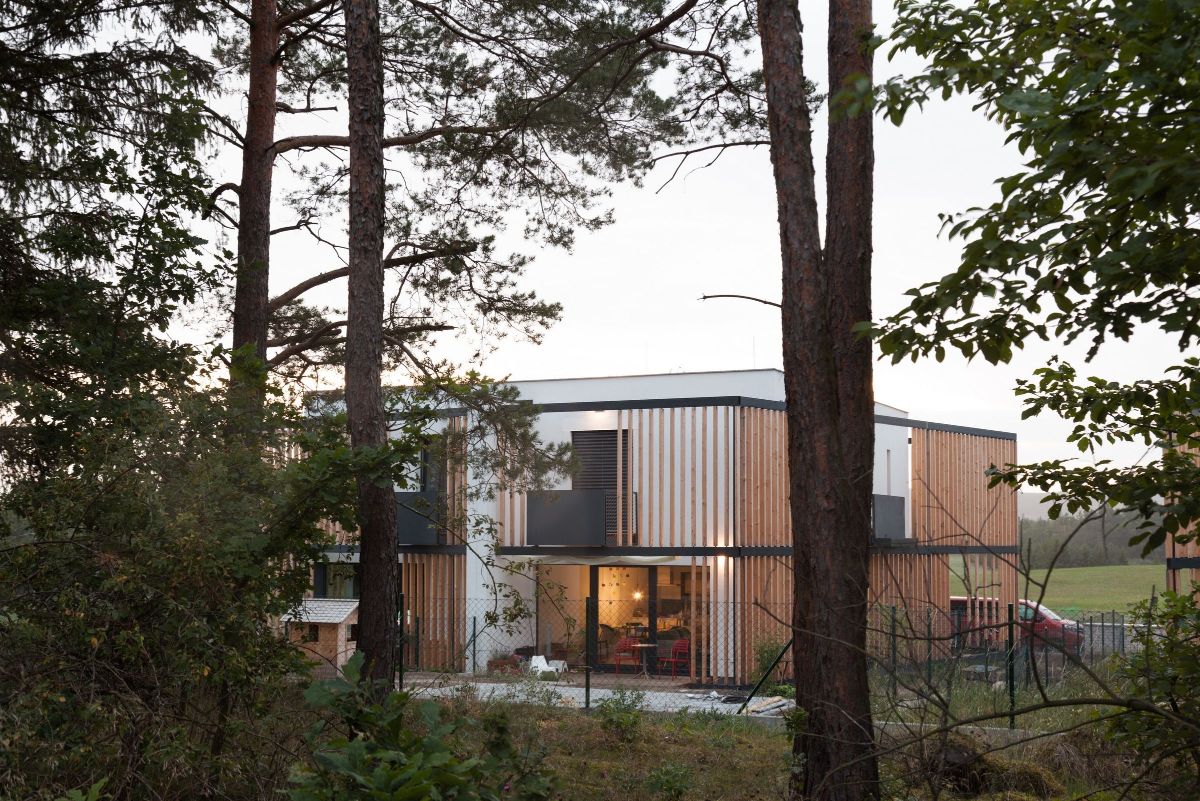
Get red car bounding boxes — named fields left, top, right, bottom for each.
left=950, top=597, right=1084, bottom=655
left=1017, top=599, right=1084, bottom=655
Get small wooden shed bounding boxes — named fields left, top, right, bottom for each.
left=282, top=598, right=359, bottom=674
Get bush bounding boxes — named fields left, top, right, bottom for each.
left=753, top=639, right=788, bottom=686
left=645, top=763, right=692, bottom=799
left=289, top=655, right=554, bottom=801
left=0, top=390, right=336, bottom=800
left=988, top=760, right=1064, bottom=799
left=1105, top=590, right=1200, bottom=795
left=595, top=687, right=645, bottom=742
left=501, top=673, right=564, bottom=706
left=768, top=682, right=796, bottom=699
left=911, top=732, right=1065, bottom=799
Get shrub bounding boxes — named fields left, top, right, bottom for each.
left=645, top=763, right=692, bottom=800
left=1106, top=590, right=1200, bottom=795
left=988, top=759, right=1065, bottom=799
left=0, top=390, right=336, bottom=801
left=912, top=732, right=1065, bottom=799
left=595, top=687, right=645, bottom=742
left=289, top=655, right=554, bottom=801
left=769, top=682, right=796, bottom=699
left=502, top=673, right=563, bottom=706
left=753, top=639, right=788, bottom=686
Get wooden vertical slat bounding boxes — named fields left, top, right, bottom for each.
left=700, top=408, right=708, bottom=548
left=637, top=408, right=645, bottom=547
left=629, top=409, right=637, bottom=546
left=616, top=409, right=624, bottom=546
left=668, top=407, right=676, bottom=547
left=658, top=408, right=666, bottom=548
left=690, top=407, right=698, bottom=548
left=724, top=406, right=732, bottom=547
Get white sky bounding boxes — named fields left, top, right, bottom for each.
left=204, top=0, right=1182, bottom=470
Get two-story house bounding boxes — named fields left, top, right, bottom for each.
left=312, top=369, right=1019, bottom=685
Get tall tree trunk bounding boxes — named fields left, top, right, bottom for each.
left=344, top=0, right=396, bottom=688
left=230, top=0, right=279, bottom=404
left=758, top=0, right=878, bottom=798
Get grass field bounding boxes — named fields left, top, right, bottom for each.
left=439, top=695, right=1131, bottom=801
left=950, top=563, right=1164, bottom=613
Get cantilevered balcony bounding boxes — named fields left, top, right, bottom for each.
left=527, top=490, right=639, bottom=547
left=395, top=490, right=441, bottom=545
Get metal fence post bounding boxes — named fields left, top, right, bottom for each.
left=585, top=597, right=597, bottom=710
left=1006, top=602, right=1016, bottom=730
left=889, top=605, right=898, bottom=699
left=738, top=637, right=794, bottom=715
left=925, top=606, right=933, bottom=687
left=1118, top=610, right=1124, bottom=655
left=471, top=616, right=477, bottom=675
left=414, top=615, right=421, bottom=671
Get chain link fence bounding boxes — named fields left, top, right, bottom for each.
left=304, top=597, right=1149, bottom=721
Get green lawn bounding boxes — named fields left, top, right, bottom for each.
left=950, top=563, right=1165, bottom=614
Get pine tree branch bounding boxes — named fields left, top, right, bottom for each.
left=276, top=101, right=338, bottom=114
left=270, top=0, right=699, bottom=155
left=277, top=0, right=338, bottom=29
left=267, top=321, right=453, bottom=366
left=201, top=105, right=245, bottom=146
left=266, top=242, right=478, bottom=312
left=269, top=267, right=349, bottom=313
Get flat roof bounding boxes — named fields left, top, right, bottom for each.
left=505, top=368, right=784, bottom=384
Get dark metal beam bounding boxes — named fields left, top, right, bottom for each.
left=428, top=396, right=1016, bottom=441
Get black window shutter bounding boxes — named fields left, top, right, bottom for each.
left=570, top=430, right=629, bottom=490
left=571, top=430, right=632, bottom=541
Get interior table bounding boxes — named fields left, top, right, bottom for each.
left=631, top=642, right=657, bottom=678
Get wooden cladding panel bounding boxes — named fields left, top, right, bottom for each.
left=400, top=552, right=466, bottom=671
left=735, top=408, right=790, bottom=547
left=909, top=427, right=1018, bottom=611
left=734, top=555, right=793, bottom=684
left=911, top=428, right=1017, bottom=549
left=1167, top=448, right=1200, bottom=594
left=869, top=552, right=948, bottom=611
left=445, top=415, right=468, bottom=544
left=1168, top=531, right=1200, bottom=594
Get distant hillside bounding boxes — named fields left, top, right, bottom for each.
left=1020, top=507, right=1164, bottom=569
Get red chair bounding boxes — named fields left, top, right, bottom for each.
left=613, top=637, right=640, bottom=673
left=659, top=639, right=691, bottom=677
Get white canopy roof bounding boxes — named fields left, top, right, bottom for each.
left=502, top=554, right=677, bottom=566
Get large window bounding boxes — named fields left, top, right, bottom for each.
left=327, top=564, right=359, bottom=599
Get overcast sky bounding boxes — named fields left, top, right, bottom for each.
left=221, top=1, right=1180, bottom=470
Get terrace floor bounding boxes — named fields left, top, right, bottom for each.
left=398, top=669, right=784, bottom=715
